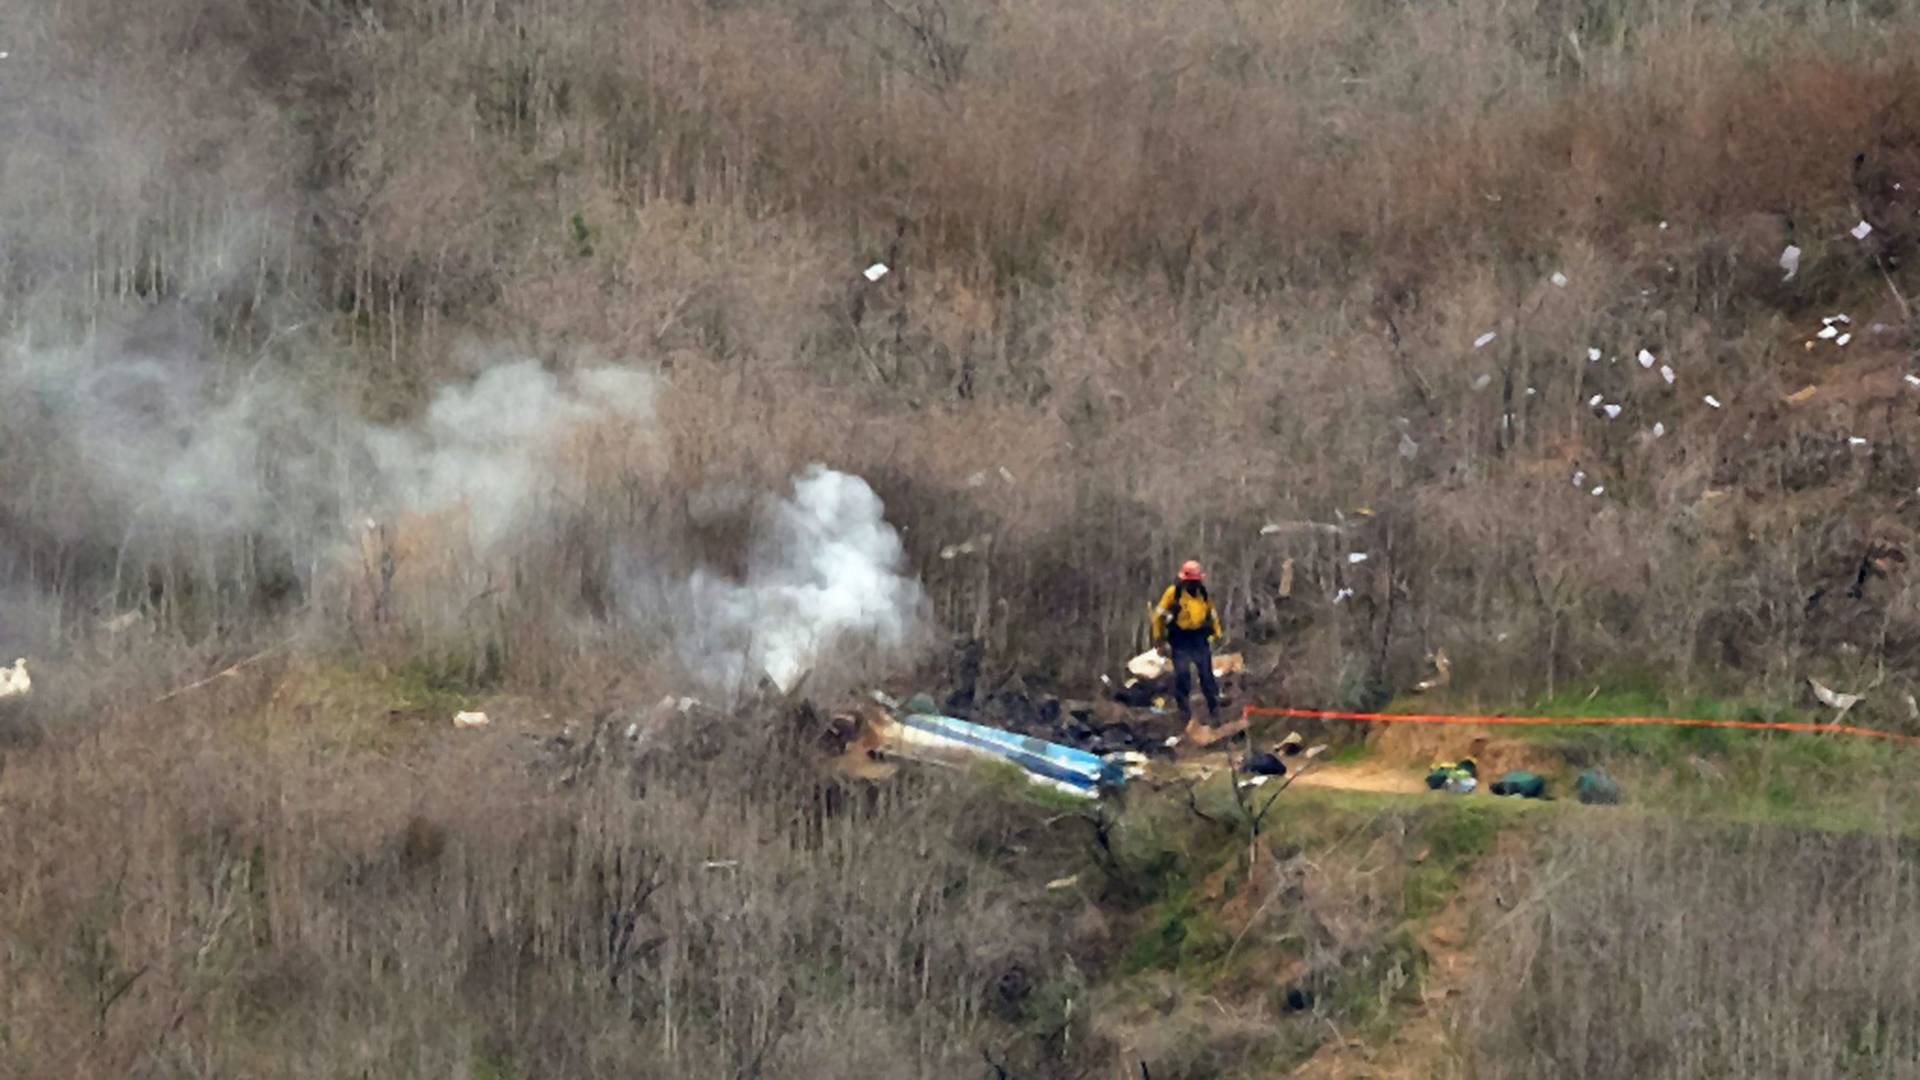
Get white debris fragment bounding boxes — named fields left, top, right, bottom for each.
left=1333, top=588, right=1355, bottom=604
left=939, top=539, right=979, bottom=560
left=1591, top=486, right=1606, bottom=497
left=1550, top=271, right=1569, bottom=288
left=1260, top=523, right=1283, bottom=535
left=1165, top=735, right=1181, bottom=748
left=1660, top=365, right=1676, bottom=385
left=1588, top=347, right=1602, bottom=362
left=1472, top=374, right=1493, bottom=391
left=1849, top=436, right=1869, bottom=448
left=1904, top=374, right=1920, bottom=388
left=1659, top=220, right=1670, bottom=230
left=864, top=262, right=890, bottom=282
left=1572, top=470, right=1587, bottom=487
left=998, top=466, right=1016, bottom=485
left=1638, top=349, right=1657, bottom=369
left=1809, top=676, right=1862, bottom=716
left=1348, top=552, right=1370, bottom=564
left=1588, top=393, right=1605, bottom=407
left=1837, top=333, right=1852, bottom=347
left=1474, top=331, right=1498, bottom=349
left=1817, top=325, right=1840, bottom=340
left=1525, top=387, right=1537, bottom=396
left=453, top=710, right=490, bottom=729
left=1399, top=432, right=1419, bottom=459
left=1779, top=245, right=1801, bottom=281
left=1603, top=404, right=1623, bottom=419
left=0, top=659, right=29, bottom=699
left=1851, top=220, right=1874, bottom=240
left=1704, top=395, right=1723, bottom=409
left=965, top=471, right=988, bottom=488
left=1825, top=314, right=1852, bottom=325
left=1652, top=422, right=1667, bottom=438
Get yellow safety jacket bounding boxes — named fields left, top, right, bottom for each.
left=1152, top=584, right=1223, bottom=646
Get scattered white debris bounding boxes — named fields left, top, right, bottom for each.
left=1852, top=220, right=1874, bottom=241
left=1779, top=245, right=1801, bottom=281
left=1824, top=314, right=1852, bottom=325
left=1638, top=349, right=1657, bottom=369
left=1660, top=365, right=1676, bottom=385
left=625, top=721, right=640, bottom=740
left=864, top=262, right=890, bottom=282
left=1588, top=347, right=1602, bottom=362
left=1572, top=470, right=1587, bottom=487
left=1603, top=403, right=1623, bottom=419
left=0, top=659, right=29, bottom=699
left=1165, top=735, right=1181, bottom=748
left=1817, top=325, right=1840, bottom=340
left=1399, top=432, right=1419, bottom=459
left=1905, top=374, right=1920, bottom=388
left=1260, top=523, right=1283, bottom=535
left=966, top=471, right=988, bottom=488
left=1591, top=486, right=1606, bottom=497
left=1659, top=220, right=1670, bottom=230
left=1472, top=373, right=1492, bottom=391
left=1046, top=874, right=1082, bottom=891
left=1849, top=436, right=1870, bottom=448
left=1525, top=387, right=1537, bottom=397
left=1550, top=271, right=1569, bottom=288
left=1588, top=393, right=1605, bottom=407
left=453, top=710, right=490, bottom=729
left=1348, top=552, right=1370, bottom=564
left=1128, top=650, right=1170, bottom=681
left=1238, top=775, right=1273, bottom=790
left=1704, top=395, right=1723, bottom=409
left=1837, top=333, right=1852, bottom=347
left=998, top=466, right=1016, bottom=485
left=1652, top=422, right=1667, bottom=438
left=1809, top=676, right=1863, bottom=717
left=1474, top=331, right=1498, bottom=349
left=939, top=539, right=979, bottom=560
left=1333, top=587, right=1355, bottom=604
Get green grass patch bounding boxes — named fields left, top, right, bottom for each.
left=1401, top=800, right=1505, bottom=917
left=1122, top=888, right=1234, bottom=977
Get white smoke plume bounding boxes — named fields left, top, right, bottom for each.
left=0, top=319, right=927, bottom=689
left=670, top=466, right=929, bottom=694
left=363, top=360, right=656, bottom=551
left=0, top=332, right=653, bottom=567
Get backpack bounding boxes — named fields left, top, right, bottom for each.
left=1166, top=584, right=1214, bottom=633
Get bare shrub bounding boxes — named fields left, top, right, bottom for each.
left=1464, top=816, right=1920, bottom=1079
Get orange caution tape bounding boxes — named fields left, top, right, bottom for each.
left=1239, top=704, right=1920, bottom=747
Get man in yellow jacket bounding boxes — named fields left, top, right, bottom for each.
left=1152, top=560, right=1225, bottom=725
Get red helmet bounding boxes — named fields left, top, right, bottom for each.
left=1179, top=560, right=1205, bottom=581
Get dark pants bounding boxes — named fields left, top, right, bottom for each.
left=1170, top=637, right=1220, bottom=722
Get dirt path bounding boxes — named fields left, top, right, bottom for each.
left=1287, top=761, right=1430, bottom=795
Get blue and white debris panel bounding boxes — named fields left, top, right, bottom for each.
left=883, top=710, right=1129, bottom=798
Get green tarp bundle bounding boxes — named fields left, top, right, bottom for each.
left=1490, top=770, right=1548, bottom=799
left=1575, top=769, right=1621, bottom=805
